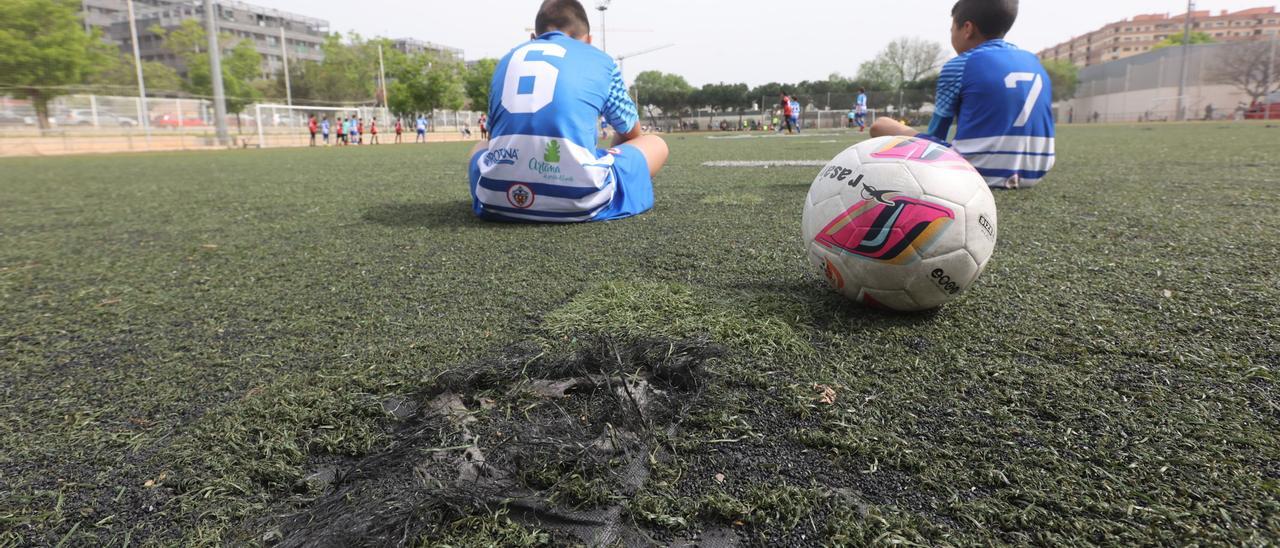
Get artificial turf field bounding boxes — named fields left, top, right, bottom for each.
left=1, top=123, right=1278, bottom=546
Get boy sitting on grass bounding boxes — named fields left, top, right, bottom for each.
left=871, top=0, right=1055, bottom=189
left=467, top=0, right=668, bottom=222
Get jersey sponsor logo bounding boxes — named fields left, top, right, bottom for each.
left=526, top=140, right=574, bottom=183
left=814, top=192, right=955, bottom=265
left=483, top=147, right=520, bottom=167
left=871, top=137, right=976, bottom=172
left=507, top=183, right=535, bottom=209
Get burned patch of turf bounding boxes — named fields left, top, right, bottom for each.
left=269, top=336, right=723, bottom=547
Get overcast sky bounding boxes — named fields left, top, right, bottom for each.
left=254, top=0, right=1272, bottom=86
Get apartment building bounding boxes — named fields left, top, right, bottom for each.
left=391, top=38, right=465, bottom=62
left=1038, top=6, right=1280, bottom=67
left=85, top=0, right=328, bottom=78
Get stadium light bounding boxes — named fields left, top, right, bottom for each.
left=596, top=0, right=612, bottom=53
left=204, top=0, right=230, bottom=146
left=1176, top=0, right=1194, bottom=121
left=125, top=0, right=151, bottom=148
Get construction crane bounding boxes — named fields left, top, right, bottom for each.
left=615, top=43, right=675, bottom=76
left=619, top=44, right=676, bottom=121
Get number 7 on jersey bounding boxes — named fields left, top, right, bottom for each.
left=1004, top=72, right=1043, bottom=128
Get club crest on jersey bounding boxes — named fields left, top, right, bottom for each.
left=507, top=184, right=535, bottom=209
left=871, top=137, right=977, bottom=172
left=814, top=194, right=955, bottom=264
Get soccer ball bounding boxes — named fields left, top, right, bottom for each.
left=801, top=136, right=998, bottom=311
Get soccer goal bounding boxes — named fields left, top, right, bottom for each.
left=252, top=104, right=393, bottom=148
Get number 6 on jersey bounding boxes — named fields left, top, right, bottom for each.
left=501, top=43, right=567, bottom=114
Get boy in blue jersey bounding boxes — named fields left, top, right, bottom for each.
left=871, top=0, right=1055, bottom=189
left=789, top=98, right=802, bottom=134
left=855, top=88, right=868, bottom=132
left=467, top=0, right=669, bottom=223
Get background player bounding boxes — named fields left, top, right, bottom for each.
left=778, top=92, right=793, bottom=134
left=871, top=0, right=1054, bottom=189
left=467, top=0, right=668, bottom=223
left=855, top=88, right=868, bottom=132
left=789, top=96, right=802, bottom=134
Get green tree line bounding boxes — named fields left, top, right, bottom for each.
left=2, top=1, right=1080, bottom=129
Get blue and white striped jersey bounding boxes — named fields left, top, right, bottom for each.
left=856, top=93, right=867, bottom=113
left=789, top=100, right=801, bottom=117
left=924, top=40, right=1055, bottom=189
left=476, top=31, right=639, bottom=222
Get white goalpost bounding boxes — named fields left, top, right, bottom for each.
left=252, top=103, right=392, bottom=148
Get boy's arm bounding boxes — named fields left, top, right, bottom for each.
left=601, top=64, right=639, bottom=145
left=923, top=56, right=966, bottom=143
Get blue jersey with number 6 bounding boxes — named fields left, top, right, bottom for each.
left=476, top=31, right=639, bottom=221
left=923, top=39, right=1055, bottom=189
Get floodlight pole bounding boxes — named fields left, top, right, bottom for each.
left=378, top=44, right=389, bottom=114
left=205, top=0, right=230, bottom=146
left=1268, top=35, right=1276, bottom=121
left=596, top=1, right=612, bottom=53
left=1176, top=0, right=1194, bottom=121
left=280, top=26, right=292, bottom=107
left=126, top=0, right=151, bottom=148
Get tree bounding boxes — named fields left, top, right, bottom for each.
left=1210, top=41, right=1280, bottom=106
left=692, top=82, right=748, bottom=113
left=0, top=0, right=117, bottom=128
left=631, top=70, right=694, bottom=126
left=154, top=20, right=263, bottom=114
left=89, top=56, right=184, bottom=95
left=464, top=58, right=498, bottom=113
left=857, top=37, right=946, bottom=108
left=1153, top=31, right=1214, bottom=50
left=259, top=33, right=383, bottom=106
left=1041, top=59, right=1079, bottom=102
left=388, top=51, right=465, bottom=116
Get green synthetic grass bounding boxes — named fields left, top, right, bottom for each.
left=2, top=124, right=1278, bottom=546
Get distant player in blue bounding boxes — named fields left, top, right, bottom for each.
left=855, top=88, right=868, bottom=132
left=320, top=116, right=330, bottom=145
left=468, top=0, right=669, bottom=223
left=872, top=0, right=1055, bottom=189
left=789, top=98, right=801, bottom=133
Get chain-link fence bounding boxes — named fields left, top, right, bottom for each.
left=628, top=87, right=934, bottom=133
left=0, top=92, right=490, bottom=156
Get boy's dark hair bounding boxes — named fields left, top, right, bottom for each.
left=951, top=0, right=1018, bottom=39
left=536, top=0, right=591, bottom=37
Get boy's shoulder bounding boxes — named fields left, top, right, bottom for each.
left=954, top=40, right=1037, bottom=68
left=504, top=32, right=614, bottom=68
